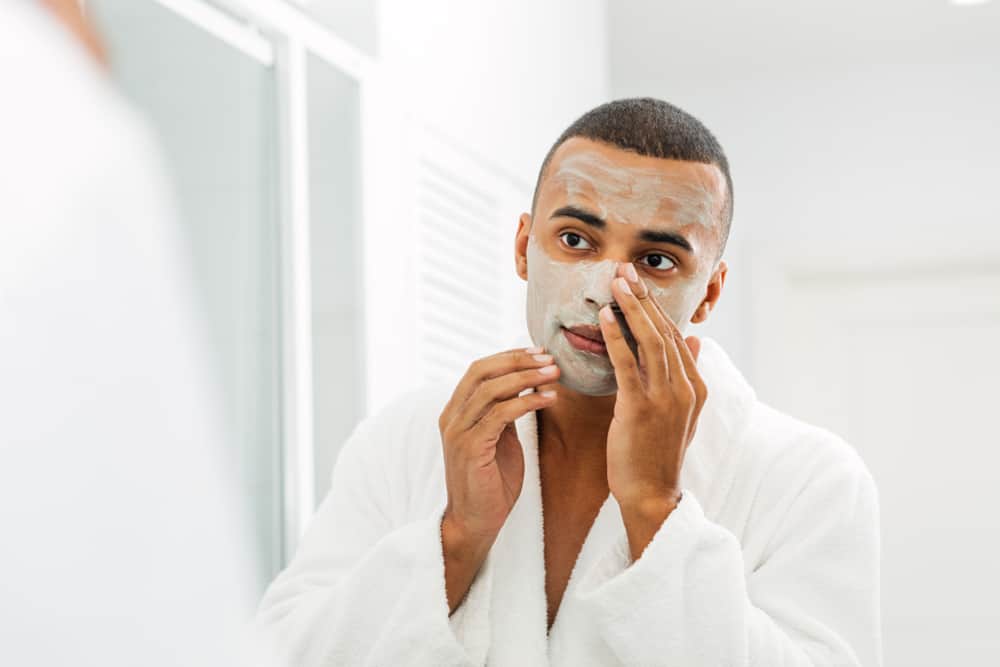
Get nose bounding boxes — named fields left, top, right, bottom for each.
left=582, top=260, right=631, bottom=309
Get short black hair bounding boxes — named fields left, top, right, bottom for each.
left=531, top=97, right=734, bottom=258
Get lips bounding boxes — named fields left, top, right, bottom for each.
left=562, top=325, right=607, bottom=356
left=565, top=324, right=604, bottom=343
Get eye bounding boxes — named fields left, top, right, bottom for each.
left=639, top=253, right=676, bottom=272
left=559, top=231, right=593, bottom=250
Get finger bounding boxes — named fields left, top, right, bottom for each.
left=611, top=276, right=668, bottom=388
left=685, top=335, right=701, bottom=362
left=455, top=363, right=560, bottom=431
left=660, top=314, right=707, bottom=404
left=619, top=263, right=669, bottom=336
left=679, top=333, right=708, bottom=408
left=640, top=295, right=692, bottom=388
left=472, top=390, right=557, bottom=443
left=447, top=347, right=554, bottom=418
left=659, top=312, right=697, bottom=379
left=619, top=263, right=676, bottom=363
left=599, top=304, right=643, bottom=395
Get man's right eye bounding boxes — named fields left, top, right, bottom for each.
left=559, top=232, right=592, bottom=250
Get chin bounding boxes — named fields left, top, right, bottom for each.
left=557, top=374, right=617, bottom=397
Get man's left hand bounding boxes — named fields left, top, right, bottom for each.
left=598, top=263, right=708, bottom=555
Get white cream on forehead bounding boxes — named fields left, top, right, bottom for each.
left=549, top=150, right=721, bottom=230
left=524, top=232, right=705, bottom=397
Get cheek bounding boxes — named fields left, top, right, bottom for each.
left=648, top=281, right=703, bottom=324
left=527, top=236, right=614, bottom=310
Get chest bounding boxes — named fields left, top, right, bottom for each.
left=539, top=447, right=610, bottom=634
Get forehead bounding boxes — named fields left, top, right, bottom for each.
left=538, top=137, right=727, bottom=232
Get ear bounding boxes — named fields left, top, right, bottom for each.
left=690, top=259, right=727, bottom=324
left=514, top=212, right=532, bottom=281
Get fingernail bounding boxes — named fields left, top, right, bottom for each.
left=624, top=263, right=638, bottom=283
left=600, top=305, right=615, bottom=323
left=540, top=390, right=557, bottom=398
left=526, top=345, right=543, bottom=354
left=539, top=364, right=558, bottom=375
left=533, top=354, right=553, bottom=363
left=615, top=277, right=632, bottom=295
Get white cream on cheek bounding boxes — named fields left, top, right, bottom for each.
left=526, top=233, right=617, bottom=396
left=525, top=234, right=705, bottom=397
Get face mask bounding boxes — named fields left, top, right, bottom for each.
left=524, top=148, right=720, bottom=395
left=524, top=233, right=707, bottom=396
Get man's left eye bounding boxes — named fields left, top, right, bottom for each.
left=640, top=254, right=676, bottom=271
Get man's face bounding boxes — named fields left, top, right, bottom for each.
left=516, top=137, right=728, bottom=396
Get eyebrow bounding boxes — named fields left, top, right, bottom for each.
left=550, top=205, right=694, bottom=254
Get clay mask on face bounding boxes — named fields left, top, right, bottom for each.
left=526, top=234, right=618, bottom=395
left=551, top=151, right=721, bottom=231
left=524, top=233, right=706, bottom=396
left=524, top=145, right=721, bottom=395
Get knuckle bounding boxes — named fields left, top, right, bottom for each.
left=673, top=380, right=695, bottom=401
left=476, top=376, right=499, bottom=400
left=482, top=401, right=504, bottom=426
left=466, top=358, right=483, bottom=378
left=633, top=402, right=653, bottom=421
left=507, top=348, right=528, bottom=367
left=521, top=366, right=543, bottom=382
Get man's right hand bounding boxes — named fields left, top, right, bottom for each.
left=438, top=346, right=560, bottom=612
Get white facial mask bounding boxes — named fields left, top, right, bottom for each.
left=551, top=151, right=721, bottom=231
left=525, top=234, right=618, bottom=395
left=524, top=233, right=705, bottom=397
left=524, top=144, right=721, bottom=396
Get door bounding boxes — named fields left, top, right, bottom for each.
left=749, top=240, right=1000, bottom=665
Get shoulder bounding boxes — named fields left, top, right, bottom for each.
left=337, top=380, right=454, bottom=470
left=744, top=400, right=874, bottom=484
left=739, top=400, right=879, bottom=535
left=328, top=381, right=453, bottom=518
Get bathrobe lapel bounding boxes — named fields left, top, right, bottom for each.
left=483, top=337, right=756, bottom=665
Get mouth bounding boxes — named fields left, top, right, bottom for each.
left=566, top=324, right=603, bottom=343
left=562, top=325, right=608, bottom=356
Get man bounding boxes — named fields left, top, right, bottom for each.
left=255, top=99, right=882, bottom=666
left=0, top=2, right=274, bottom=664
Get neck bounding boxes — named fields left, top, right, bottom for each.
left=536, top=379, right=615, bottom=471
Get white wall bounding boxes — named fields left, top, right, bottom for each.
left=362, top=0, right=610, bottom=414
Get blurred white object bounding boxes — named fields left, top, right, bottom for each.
left=0, top=3, right=275, bottom=665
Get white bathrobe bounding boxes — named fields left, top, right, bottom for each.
left=255, top=337, right=882, bottom=666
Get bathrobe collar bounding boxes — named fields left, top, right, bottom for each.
left=483, top=336, right=757, bottom=663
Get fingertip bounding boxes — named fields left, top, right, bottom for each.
left=685, top=335, right=701, bottom=361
